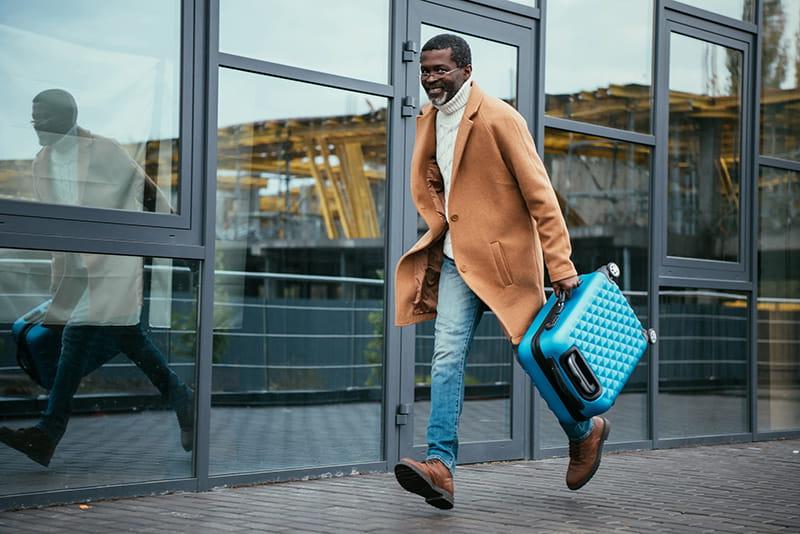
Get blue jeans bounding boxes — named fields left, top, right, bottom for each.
left=37, top=323, right=191, bottom=442
left=426, top=256, right=593, bottom=473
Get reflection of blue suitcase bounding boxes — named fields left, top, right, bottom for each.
left=13, top=301, right=120, bottom=391
left=11, top=300, right=63, bottom=390
left=517, top=264, right=657, bottom=425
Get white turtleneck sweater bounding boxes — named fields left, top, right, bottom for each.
left=50, top=126, right=80, bottom=206
left=434, top=79, right=472, bottom=259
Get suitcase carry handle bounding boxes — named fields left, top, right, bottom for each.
left=560, top=348, right=602, bottom=401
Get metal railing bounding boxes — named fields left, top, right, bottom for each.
left=0, top=262, right=797, bottom=394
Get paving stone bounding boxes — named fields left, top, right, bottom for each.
left=1, top=439, right=798, bottom=532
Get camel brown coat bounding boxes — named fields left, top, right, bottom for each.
left=394, top=83, right=577, bottom=344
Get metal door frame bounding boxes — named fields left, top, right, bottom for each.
left=396, top=0, right=536, bottom=467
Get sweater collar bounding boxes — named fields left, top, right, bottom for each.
left=434, top=79, right=472, bottom=114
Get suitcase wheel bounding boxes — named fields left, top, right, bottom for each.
left=607, top=262, right=621, bottom=280
left=647, top=328, right=658, bottom=345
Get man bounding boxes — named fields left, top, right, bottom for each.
left=0, top=89, right=193, bottom=467
left=393, top=35, right=610, bottom=509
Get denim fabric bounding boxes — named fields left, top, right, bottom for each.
left=425, top=257, right=487, bottom=473
left=563, top=415, right=594, bottom=442
left=425, top=257, right=593, bottom=473
left=37, top=323, right=190, bottom=442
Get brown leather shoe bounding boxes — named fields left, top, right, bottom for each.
left=566, top=416, right=610, bottom=491
left=394, top=458, right=454, bottom=509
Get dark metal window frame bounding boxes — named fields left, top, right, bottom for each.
left=657, top=16, right=755, bottom=283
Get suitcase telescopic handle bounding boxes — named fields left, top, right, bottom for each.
left=565, top=354, right=597, bottom=396
left=560, top=349, right=602, bottom=401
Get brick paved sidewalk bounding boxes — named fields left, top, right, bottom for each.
left=2, top=439, right=799, bottom=533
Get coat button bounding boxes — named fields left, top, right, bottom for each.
left=459, top=264, right=467, bottom=273
left=450, top=214, right=459, bottom=222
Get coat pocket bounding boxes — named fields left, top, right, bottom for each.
left=490, top=241, right=514, bottom=287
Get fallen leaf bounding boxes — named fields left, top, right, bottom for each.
left=79, top=504, right=92, bottom=510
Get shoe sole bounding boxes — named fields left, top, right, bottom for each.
left=567, top=417, right=611, bottom=491
left=394, top=462, right=454, bottom=510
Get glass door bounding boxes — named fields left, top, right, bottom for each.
left=398, top=0, right=534, bottom=465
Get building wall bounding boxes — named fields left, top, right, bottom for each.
left=0, top=0, right=797, bottom=510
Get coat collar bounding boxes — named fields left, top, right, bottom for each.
left=415, top=81, right=484, bottom=183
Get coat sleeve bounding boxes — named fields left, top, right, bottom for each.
left=495, top=112, right=577, bottom=282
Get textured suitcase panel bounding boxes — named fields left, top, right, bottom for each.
left=568, top=280, right=647, bottom=406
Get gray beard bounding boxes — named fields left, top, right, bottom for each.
left=430, top=90, right=449, bottom=106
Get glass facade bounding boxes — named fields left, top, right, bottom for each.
left=0, top=0, right=181, bottom=214
left=0, top=0, right=797, bottom=510
left=0, top=249, right=199, bottom=496
left=212, top=69, right=387, bottom=473
left=545, top=0, right=653, bottom=132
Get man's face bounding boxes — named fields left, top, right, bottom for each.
left=31, top=101, right=74, bottom=146
left=420, top=48, right=471, bottom=106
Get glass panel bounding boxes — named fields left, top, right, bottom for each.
left=658, top=289, right=749, bottom=438
left=760, top=0, right=800, bottom=161
left=219, top=0, right=390, bottom=84
left=0, top=249, right=198, bottom=495
left=506, top=0, right=535, bottom=7
left=677, top=0, right=755, bottom=22
left=212, top=68, right=387, bottom=474
left=0, top=1, right=181, bottom=214
left=538, top=130, right=651, bottom=447
left=545, top=0, right=653, bottom=133
left=758, top=167, right=800, bottom=432
left=413, top=28, right=518, bottom=447
left=667, top=34, right=742, bottom=262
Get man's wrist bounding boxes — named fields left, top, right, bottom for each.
left=549, top=267, right=578, bottom=283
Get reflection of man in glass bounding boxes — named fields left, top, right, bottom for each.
left=29, top=89, right=170, bottom=212
left=0, top=89, right=193, bottom=467
left=393, top=35, right=604, bottom=509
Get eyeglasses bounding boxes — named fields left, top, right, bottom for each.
left=419, top=66, right=461, bottom=81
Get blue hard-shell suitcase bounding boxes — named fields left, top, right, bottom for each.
left=517, top=263, right=657, bottom=425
